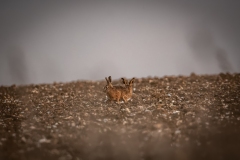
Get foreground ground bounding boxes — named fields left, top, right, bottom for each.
left=0, top=73, right=240, bottom=160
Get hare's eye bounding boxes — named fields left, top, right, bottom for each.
left=104, top=86, right=108, bottom=90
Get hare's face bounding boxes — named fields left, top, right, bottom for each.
left=121, top=78, right=135, bottom=89
left=103, top=85, right=110, bottom=92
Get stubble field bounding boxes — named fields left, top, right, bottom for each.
left=0, top=73, right=240, bottom=160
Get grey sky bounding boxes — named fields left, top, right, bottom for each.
left=0, top=0, right=239, bottom=85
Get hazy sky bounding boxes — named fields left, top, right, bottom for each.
left=0, top=0, right=239, bottom=85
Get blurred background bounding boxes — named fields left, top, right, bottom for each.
left=0, top=0, right=239, bottom=85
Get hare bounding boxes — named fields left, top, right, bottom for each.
left=121, top=77, right=135, bottom=101
left=104, top=76, right=135, bottom=103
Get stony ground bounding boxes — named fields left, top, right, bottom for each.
left=0, top=73, right=240, bottom=160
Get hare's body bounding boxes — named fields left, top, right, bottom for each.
left=104, top=76, right=135, bottom=103
left=105, top=86, right=122, bottom=102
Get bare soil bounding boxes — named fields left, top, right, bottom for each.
left=0, top=73, right=240, bottom=160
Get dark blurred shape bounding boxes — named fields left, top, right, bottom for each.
left=189, top=29, right=215, bottom=59
left=188, top=28, right=234, bottom=73
left=215, top=48, right=233, bottom=72
left=190, top=30, right=214, bottom=51
left=7, top=46, right=28, bottom=84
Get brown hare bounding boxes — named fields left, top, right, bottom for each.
left=104, top=76, right=135, bottom=103
left=121, top=77, right=135, bottom=101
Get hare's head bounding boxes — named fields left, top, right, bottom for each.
left=103, top=76, right=113, bottom=91
left=121, top=77, right=135, bottom=88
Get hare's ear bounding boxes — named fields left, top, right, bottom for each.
left=105, top=77, right=109, bottom=84
left=108, top=76, right=112, bottom=83
left=129, top=78, right=135, bottom=84
left=121, top=78, right=127, bottom=84
left=106, top=76, right=113, bottom=87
